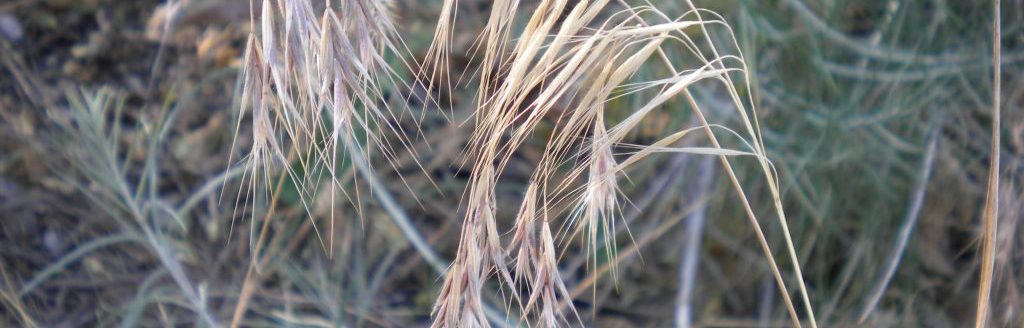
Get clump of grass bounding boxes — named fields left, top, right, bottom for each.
left=228, top=0, right=434, bottom=259
left=227, top=1, right=817, bottom=326
left=424, top=1, right=817, bottom=326
left=226, top=0, right=468, bottom=323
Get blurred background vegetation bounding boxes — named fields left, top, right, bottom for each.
left=0, top=0, right=1021, bottom=327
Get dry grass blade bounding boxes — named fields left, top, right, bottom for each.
left=683, top=3, right=817, bottom=325
left=0, top=266, right=38, bottom=328
left=975, top=1, right=1001, bottom=327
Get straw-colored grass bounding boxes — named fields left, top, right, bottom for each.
left=8, top=0, right=1015, bottom=327
left=412, top=1, right=819, bottom=326
left=975, top=1, right=1001, bottom=327
left=227, top=0, right=824, bottom=326
left=229, top=1, right=817, bottom=326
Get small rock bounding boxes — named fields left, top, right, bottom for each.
left=0, top=12, right=23, bottom=42
left=44, top=229, right=62, bottom=256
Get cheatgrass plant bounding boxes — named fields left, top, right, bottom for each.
left=4, top=0, right=1018, bottom=327
left=424, top=1, right=816, bottom=326
left=228, top=0, right=436, bottom=258
left=231, top=0, right=818, bottom=327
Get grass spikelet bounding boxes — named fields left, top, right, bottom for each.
left=417, top=0, right=459, bottom=116
left=432, top=166, right=516, bottom=328
left=573, top=111, right=622, bottom=277
left=523, top=216, right=579, bottom=327
left=508, top=182, right=540, bottom=287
